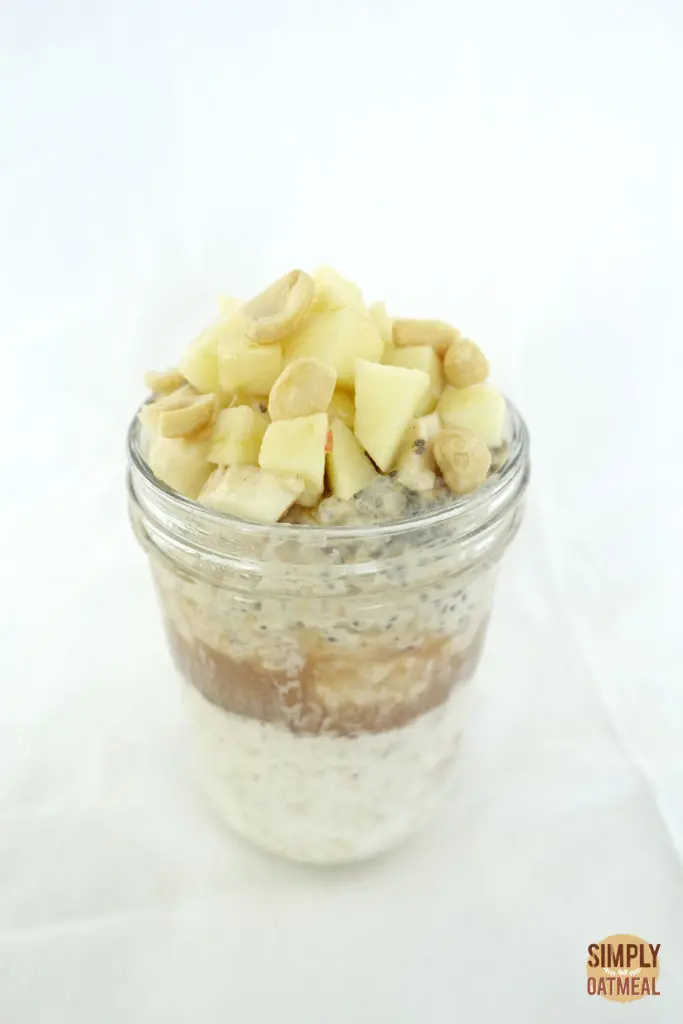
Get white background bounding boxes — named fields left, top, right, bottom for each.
left=1, top=0, right=681, bottom=1020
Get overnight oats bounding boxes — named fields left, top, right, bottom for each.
left=127, top=267, right=530, bottom=864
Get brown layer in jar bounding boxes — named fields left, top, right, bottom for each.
left=166, top=619, right=488, bottom=736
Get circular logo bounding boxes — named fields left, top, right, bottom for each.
left=586, top=934, right=660, bottom=1002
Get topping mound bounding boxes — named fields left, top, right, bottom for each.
left=140, top=266, right=506, bottom=523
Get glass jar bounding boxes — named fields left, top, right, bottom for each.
left=127, top=400, right=529, bottom=864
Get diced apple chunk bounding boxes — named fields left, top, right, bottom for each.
left=327, top=418, right=377, bottom=500
left=369, top=301, right=393, bottom=348
left=259, top=413, right=328, bottom=500
left=249, top=397, right=271, bottom=420
left=312, top=266, right=366, bottom=312
left=297, top=481, right=324, bottom=508
left=199, top=465, right=304, bottom=523
left=226, top=392, right=269, bottom=415
left=437, top=385, right=506, bottom=448
left=219, top=339, right=283, bottom=396
left=178, top=316, right=244, bottom=394
left=384, top=345, right=444, bottom=415
left=398, top=412, right=441, bottom=467
left=403, top=411, right=442, bottom=449
left=201, top=465, right=226, bottom=493
left=217, top=294, right=242, bottom=316
left=148, top=434, right=212, bottom=499
left=138, top=402, right=162, bottom=438
left=394, top=411, right=441, bottom=491
left=354, top=360, right=430, bottom=472
left=178, top=332, right=220, bottom=395
left=327, top=390, right=355, bottom=429
left=284, top=308, right=383, bottom=389
left=395, top=450, right=436, bottom=492
left=208, top=406, right=267, bottom=466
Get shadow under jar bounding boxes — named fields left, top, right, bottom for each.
left=128, top=400, right=529, bottom=864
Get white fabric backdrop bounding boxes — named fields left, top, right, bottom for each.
left=1, top=0, right=681, bottom=1020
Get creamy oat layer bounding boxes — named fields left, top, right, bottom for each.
left=184, top=677, right=474, bottom=864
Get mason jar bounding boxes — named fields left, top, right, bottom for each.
left=127, top=399, right=529, bottom=864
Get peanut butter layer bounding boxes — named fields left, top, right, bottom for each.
left=166, top=621, right=488, bottom=736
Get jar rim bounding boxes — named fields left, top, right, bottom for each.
left=127, top=395, right=530, bottom=543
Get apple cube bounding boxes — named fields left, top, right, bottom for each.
left=354, top=359, right=430, bottom=472
left=207, top=406, right=267, bottom=466
left=259, top=413, right=328, bottom=499
left=219, top=339, right=283, bottom=396
left=138, top=401, right=162, bottom=438
left=296, top=481, right=324, bottom=508
left=178, top=330, right=220, bottom=395
left=395, top=416, right=440, bottom=492
left=284, top=307, right=383, bottom=389
left=437, top=384, right=506, bottom=448
left=148, top=433, right=212, bottom=499
left=327, top=390, right=355, bottom=430
left=395, top=449, right=436, bottom=492
left=369, top=301, right=393, bottom=348
left=326, top=418, right=377, bottom=499
left=384, top=345, right=444, bottom=415
left=199, top=465, right=304, bottom=523
left=178, top=315, right=245, bottom=394
left=398, top=412, right=441, bottom=467
left=311, top=266, right=367, bottom=312
left=217, top=294, right=242, bottom=316
left=403, top=411, right=442, bottom=450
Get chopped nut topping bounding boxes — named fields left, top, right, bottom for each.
left=443, top=338, right=489, bottom=389
left=433, top=428, right=491, bottom=495
left=159, top=393, right=216, bottom=438
left=268, top=358, right=337, bottom=421
left=144, top=369, right=186, bottom=395
left=244, top=270, right=315, bottom=345
left=392, top=319, right=459, bottom=354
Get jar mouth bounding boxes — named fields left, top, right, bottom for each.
left=127, top=395, right=530, bottom=543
